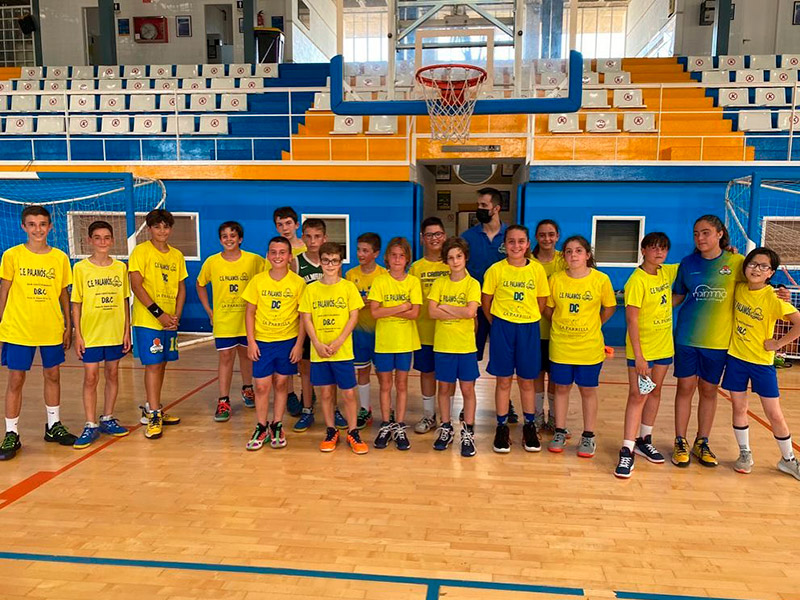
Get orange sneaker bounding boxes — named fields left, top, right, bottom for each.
left=347, top=430, right=368, bottom=455
left=320, top=427, right=339, bottom=452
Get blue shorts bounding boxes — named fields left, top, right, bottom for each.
left=674, top=344, right=727, bottom=384
left=1, top=343, right=64, bottom=371
left=353, top=330, right=375, bottom=368
left=626, top=357, right=674, bottom=368
left=722, top=355, right=780, bottom=398
left=374, top=351, right=413, bottom=373
left=487, top=317, right=541, bottom=380
left=83, top=344, right=126, bottom=364
left=215, top=336, right=247, bottom=351
left=550, top=361, right=604, bottom=388
left=253, top=338, right=298, bottom=378
left=310, top=360, right=357, bottom=389
left=434, top=352, right=480, bottom=383
left=414, top=344, right=435, bottom=373
left=133, top=327, right=179, bottom=366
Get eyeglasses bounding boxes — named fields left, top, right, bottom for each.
left=320, top=258, right=341, bottom=266
left=423, top=232, right=445, bottom=240
left=746, top=262, right=772, bottom=272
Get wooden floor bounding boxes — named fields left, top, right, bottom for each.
left=1, top=341, right=799, bottom=600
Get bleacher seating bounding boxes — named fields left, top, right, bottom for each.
left=101, top=115, right=130, bottom=134
left=69, top=116, right=97, bottom=134
left=199, top=115, right=228, bottom=134
left=718, top=88, right=750, bottom=107
left=702, top=71, right=730, bottom=84
left=330, top=115, right=363, bottom=135
left=37, top=116, right=65, bottom=134
left=5, top=116, right=33, bottom=134
left=133, top=115, right=161, bottom=134
left=622, top=112, right=658, bottom=133
left=166, top=115, right=196, bottom=134
left=755, top=88, right=788, bottom=106
left=739, top=111, right=776, bottom=132
left=548, top=113, right=581, bottom=133
left=366, top=116, right=398, bottom=135
left=750, top=55, right=777, bottom=69
left=612, top=89, right=645, bottom=109
left=582, top=90, right=610, bottom=109
left=586, top=113, right=620, bottom=133
left=735, top=70, right=764, bottom=84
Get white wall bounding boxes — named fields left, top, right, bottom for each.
left=39, top=0, right=87, bottom=66
left=626, top=0, right=672, bottom=57
left=284, top=0, right=336, bottom=62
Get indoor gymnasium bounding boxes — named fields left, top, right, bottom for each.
left=0, top=0, right=799, bottom=599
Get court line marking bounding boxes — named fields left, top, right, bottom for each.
left=0, top=376, right=218, bottom=511
left=616, top=592, right=749, bottom=600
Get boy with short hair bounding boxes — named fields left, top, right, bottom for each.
left=0, top=205, right=76, bottom=460
left=129, top=208, right=187, bottom=440
left=72, top=220, right=131, bottom=449
left=300, top=242, right=368, bottom=454
left=197, top=221, right=265, bottom=422
left=345, top=232, right=386, bottom=429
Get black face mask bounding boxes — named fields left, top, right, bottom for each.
left=475, top=208, right=492, bottom=224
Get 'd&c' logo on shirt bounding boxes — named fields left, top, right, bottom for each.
left=719, top=265, right=732, bottom=275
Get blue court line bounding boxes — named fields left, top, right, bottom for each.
left=616, top=592, right=750, bottom=600
left=0, top=551, right=583, bottom=597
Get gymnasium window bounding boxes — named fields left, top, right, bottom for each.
left=561, top=4, right=627, bottom=59
left=343, top=9, right=388, bottom=63
left=762, top=217, right=800, bottom=268
left=0, top=3, right=35, bottom=66
left=592, top=216, right=644, bottom=267
left=303, top=214, right=350, bottom=264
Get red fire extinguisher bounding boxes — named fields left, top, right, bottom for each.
left=257, top=11, right=265, bottom=26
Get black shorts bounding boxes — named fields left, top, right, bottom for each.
left=540, top=338, right=551, bottom=373
left=303, top=336, right=311, bottom=361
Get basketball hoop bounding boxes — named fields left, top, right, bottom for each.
left=415, top=64, right=487, bottom=143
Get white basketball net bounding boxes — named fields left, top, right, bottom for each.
left=416, top=65, right=487, bottom=143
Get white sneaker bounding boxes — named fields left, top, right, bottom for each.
left=733, top=449, right=753, bottom=474
left=777, top=457, right=800, bottom=481
left=414, top=415, right=436, bottom=434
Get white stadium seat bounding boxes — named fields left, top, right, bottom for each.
left=155, top=79, right=178, bottom=91
left=548, top=113, right=581, bottom=133
left=189, top=93, right=215, bottom=111
left=130, top=94, right=156, bottom=112
left=181, top=78, right=206, bottom=90
left=11, top=95, right=36, bottom=112
left=20, top=67, right=42, bottom=79
left=5, top=116, right=33, bottom=134
left=719, top=55, right=744, bottom=70
left=702, top=71, right=730, bottom=84
left=366, top=116, right=398, bottom=135
left=749, top=55, right=777, bottom=69
left=536, top=59, right=564, bottom=74
left=255, top=63, right=279, bottom=78
left=44, top=80, right=65, bottom=91
left=366, top=62, right=388, bottom=76
left=46, top=66, right=68, bottom=79
left=220, top=94, right=246, bottom=111
left=150, top=65, right=172, bottom=78
left=99, top=65, right=120, bottom=79
left=597, top=59, right=622, bottom=73
left=202, top=64, right=225, bottom=77
left=355, top=75, right=379, bottom=88
left=69, top=94, right=95, bottom=111
left=582, top=58, right=594, bottom=73
left=330, top=115, right=363, bottom=134
left=345, top=63, right=361, bottom=77
left=735, top=70, right=764, bottom=84
left=69, top=116, right=98, bottom=134
left=230, top=64, right=252, bottom=77
left=540, top=73, right=566, bottom=88
left=582, top=72, right=599, bottom=85
left=71, top=79, right=95, bottom=91
left=16, top=80, right=38, bottom=92
left=738, top=110, right=775, bottom=132
left=781, top=55, right=800, bottom=68
left=311, top=92, right=331, bottom=111
left=158, top=93, right=186, bottom=111
left=100, top=94, right=125, bottom=111
left=239, top=77, right=264, bottom=90
left=623, top=112, right=658, bottom=133
left=777, top=110, right=800, bottom=131
left=582, top=89, right=610, bottom=109
left=687, top=56, right=713, bottom=71
left=586, top=113, right=620, bottom=133
left=718, top=88, right=750, bottom=106
left=36, top=116, right=65, bottom=134
left=606, top=71, right=631, bottom=85
left=133, top=115, right=163, bottom=134
left=176, top=65, right=199, bottom=78
left=72, top=66, right=94, bottom=79
left=199, top=114, right=228, bottom=134
left=101, top=116, right=130, bottom=134
left=770, top=69, right=797, bottom=83
left=165, top=115, right=196, bottom=134
left=40, top=94, right=66, bottom=112
left=211, top=78, right=235, bottom=90
left=126, top=79, right=150, bottom=91
left=0, top=82, right=10, bottom=93
left=755, top=88, right=788, bottom=106
left=98, top=79, right=122, bottom=91
left=125, top=65, right=146, bottom=78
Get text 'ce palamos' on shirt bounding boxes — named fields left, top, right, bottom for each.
left=71, top=259, right=129, bottom=348
left=673, top=251, right=745, bottom=350
left=427, top=275, right=481, bottom=354
left=729, top=283, right=797, bottom=366
left=367, top=272, right=423, bottom=353
left=197, top=251, right=266, bottom=337
left=299, top=278, right=364, bottom=362
left=624, top=263, right=678, bottom=361
left=0, top=244, right=71, bottom=346
left=482, top=259, right=549, bottom=323
left=345, top=264, right=387, bottom=333
left=547, top=268, right=616, bottom=365
left=128, top=241, right=188, bottom=330
left=409, top=257, right=451, bottom=346
left=241, top=270, right=306, bottom=343
left=533, top=250, right=566, bottom=340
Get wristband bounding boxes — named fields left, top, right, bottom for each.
left=148, top=303, right=165, bottom=318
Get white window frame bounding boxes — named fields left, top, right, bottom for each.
left=591, top=215, right=645, bottom=268
left=302, top=213, right=351, bottom=265
left=761, top=216, right=800, bottom=270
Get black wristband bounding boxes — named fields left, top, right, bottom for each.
left=148, top=303, right=164, bottom=318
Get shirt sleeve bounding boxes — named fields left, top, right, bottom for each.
left=481, top=263, right=498, bottom=295
left=673, top=259, right=688, bottom=295
left=70, top=263, right=83, bottom=302
left=196, top=257, right=211, bottom=286
left=178, top=254, right=188, bottom=281
left=60, top=252, right=72, bottom=288
left=535, top=263, right=550, bottom=298
left=664, top=263, right=679, bottom=285
left=624, top=272, right=645, bottom=308
left=348, top=281, right=365, bottom=311
left=366, top=276, right=382, bottom=303
left=298, top=285, right=312, bottom=314
left=600, top=273, right=617, bottom=307
left=427, top=278, right=442, bottom=303
left=255, top=255, right=266, bottom=273
left=128, top=245, right=144, bottom=274
left=241, top=278, right=258, bottom=305
left=546, top=274, right=557, bottom=308
left=409, top=276, right=423, bottom=305
left=122, top=263, right=130, bottom=299
left=468, top=278, right=482, bottom=304
left=776, top=293, right=798, bottom=318
left=0, top=249, right=13, bottom=282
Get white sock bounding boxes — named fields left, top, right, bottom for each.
left=422, top=395, right=435, bottom=418
left=535, top=392, right=545, bottom=415
left=776, top=435, right=795, bottom=460
left=733, top=426, right=750, bottom=451
left=100, top=415, right=113, bottom=422
left=623, top=439, right=635, bottom=451
left=85, top=421, right=98, bottom=428
left=5, top=417, right=18, bottom=434
left=639, top=423, right=654, bottom=439
left=46, top=405, right=60, bottom=428
left=358, top=384, right=371, bottom=410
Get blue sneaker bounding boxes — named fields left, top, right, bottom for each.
left=433, top=423, right=454, bottom=451
left=287, top=392, right=302, bottom=417
left=73, top=425, right=100, bottom=449
left=241, top=386, right=255, bottom=409
left=374, top=421, right=393, bottom=449
left=394, top=422, right=411, bottom=451
left=334, top=409, right=348, bottom=430
left=293, top=407, right=314, bottom=432
left=98, top=417, right=129, bottom=437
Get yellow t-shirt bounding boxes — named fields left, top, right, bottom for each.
left=533, top=250, right=566, bottom=340
left=298, top=278, right=364, bottom=362
left=729, top=283, right=797, bottom=366
left=624, top=264, right=679, bottom=361
left=71, top=259, right=129, bottom=348
left=367, top=272, right=423, bottom=353
left=197, top=251, right=266, bottom=337
left=241, top=269, right=306, bottom=342
left=427, top=275, right=481, bottom=354
left=547, top=269, right=617, bottom=365
left=0, top=244, right=71, bottom=346
left=408, top=258, right=451, bottom=346
left=482, top=259, right=550, bottom=323
left=129, top=241, right=188, bottom=330
left=345, top=264, right=387, bottom=333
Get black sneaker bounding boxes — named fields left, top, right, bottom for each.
left=522, top=422, right=541, bottom=452
left=287, top=392, right=302, bottom=417
left=615, top=447, right=635, bottom=479
left=0, top=431, right=21, bottom=460
left=394, top=422, right=411, bottom=451
left=44, top=421, right=77, bottom=446
left=634, top=435, right=665, bottom=464
left=433, top=423, right=454, bottom=451
left=493, top=424, right=511, bottom=453
left=374, top=421, right=393, bottom=449
left=460, top=426, right=476, bottom=457
left=507, top=402, right=519, bottom=424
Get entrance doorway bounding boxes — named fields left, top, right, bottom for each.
left=82, top=6, right=100, bottom=65
left=204, top=4, right=234, bottom=64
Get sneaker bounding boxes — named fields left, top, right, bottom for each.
left=534, top=412, right=546, bottom=432
left=334, top=409, right=348, bottom=430
left=241, top=386, right=255, bottom=408
left=493, top=424, right=511, bottom=453
left=374, top=422, right=393, bottom=449
left=293, top=407, right=314, bottom=432
left=287, top=391, right=302, bottom=417
left=734, top=449, right=754, bottom=474
left=138, top=404, right=180, bottom=426
left=691, top=437, right=718, bottom=467
left=507, top=402, right=519, bottom=424
left=577, top=435, right=596, bottom=458
left=0, top=431, right=21, bottom=460
left=44, top=421, right=77, bottom=446
left=433, top=424, right=454, bottom=451
left=347, top=430, right=369, bottom=455
left=73, top=425, right=100, bottom=449
left=270, top=422, right=287, bottom=449
left=414, top=414, right=436, bottom=434
left=548, top=431, right=567, bottom=453
left=614, top=447, right=635, bottom=479
left=214, top=399, right=231, bottom=423
left=522, top=422, right=541, bottom=452
left=672, top=436, right=691, bottom=467
left=777, top=457, right=800, bottom=481
left=246, top=424, right=269, bottom=451
left=394, top=422, right=411, bottom=451
left=144, top=411, right=163, bottom=440
left=634, top=435, right=665, bottom=464
left=98, top=417, right=128, bottom=437
left=162, top=411, right=181, bottom=426
left=320, top=427, right=339, bottom=452
left=460, top=426, right=476, bottom=457
left=356, top=407, right=373, bottom=430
